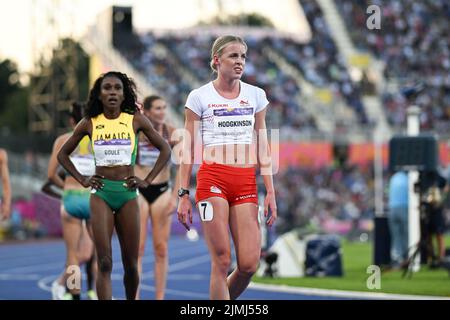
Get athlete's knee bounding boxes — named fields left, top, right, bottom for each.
left=122, top=255, right=138, bottom=274
left=212, top=251, right=231, bottom=274
left=237, top=263, right=258, bottom=277
left=237, top=256, right=259, bottom=276
left=154, top=242, right=168, bottom=260
left=124, top=263, right=139, bottom=280
left=98, top=255, right=113, bottom=274
left=77, top=249, right=92, bottom=264
left=138, top=244, right=146, bottom=259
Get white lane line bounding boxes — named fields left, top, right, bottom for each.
left=115, top=243, right=208, bottom=272
left=248, top=282, right=450, bottom=300
left=168, top=254, right=211, bottom=273
left=7, top=261, right=63, bottom=274
left=0, top=274, right=42, bottom=280
left=35, top=247, right=210, bottom=296
left=3, top=238, right=206, bottom=275
left=37, top=275, right=57, bottom=292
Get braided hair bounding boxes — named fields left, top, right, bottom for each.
left=86, top=71, right=138, bottom=117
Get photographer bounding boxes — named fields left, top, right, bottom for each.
left=418, top=170, right=447, bottom=268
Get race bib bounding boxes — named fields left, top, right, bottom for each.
left=93, top=139, right=133, bottom=166
left=213, top=107, right=254, bottom=143
left=198, top=201, right=213, bottom=222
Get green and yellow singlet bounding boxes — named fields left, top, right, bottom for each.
left=91, top=113, right=137, bottom=167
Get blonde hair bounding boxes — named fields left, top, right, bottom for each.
left=210, top=35, right=248, bottom=73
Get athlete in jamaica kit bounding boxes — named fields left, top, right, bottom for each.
left=58, top=72, right=171, bottom=300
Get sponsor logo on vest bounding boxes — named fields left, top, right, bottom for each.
left=119, top=122, right=128, bottom=127
left=210, top=186, right=222, bottom=194
left=239, top=99, right=249, bottom=106
left=236, top=194, right=256, bottom=201
left=208, top=103, right=229, bottom=108
left=96, top=124, right=104, bottom=129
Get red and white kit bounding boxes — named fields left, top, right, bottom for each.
left=185, top=81, right=269, bottom=206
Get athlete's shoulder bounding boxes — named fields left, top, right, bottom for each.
left=0, top=148, right=6, bottom=161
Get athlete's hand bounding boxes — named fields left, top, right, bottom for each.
left=124, top=176, right=148, bottom=190
left=264, top=191, right=277, bottom=227
left=83, top=175, right=104, bottom=189
left=177, top=196, right=192, bottom=231
left=0, top=201, right=11, bottom=221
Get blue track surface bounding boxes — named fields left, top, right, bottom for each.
left=0, top=236, right=349, bottom=300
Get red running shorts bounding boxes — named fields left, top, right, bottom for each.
left=195, top=162, right=258, bottom=207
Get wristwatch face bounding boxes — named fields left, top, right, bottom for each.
left=178, top=188, right=189, bottom=197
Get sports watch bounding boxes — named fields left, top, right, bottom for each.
left=178, top=188, right=190, bottom=198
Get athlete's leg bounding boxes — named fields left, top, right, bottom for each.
left=200, top=197, right=231, bottom=300
left=90, top=195, right=115, bottom=300
left=149, top=190, right=172, bottom=300
left=227, top=202, right=260, bottom=300
left=115, top=198, right=140, bottom=300
left=77, top=222, right=94, bottom=264
left=60, top=209, right=84, bottom=297
left=52, top=207, right=75, bottom=299
left=136, top=194, right=149, bottom=300
left=84, top=221, right=97, bottom=296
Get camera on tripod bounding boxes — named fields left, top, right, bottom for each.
left=388, top=134, right=442, bottom=276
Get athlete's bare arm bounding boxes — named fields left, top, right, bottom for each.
left=168, top=124, right=181, bottom=202
left=0, top=149, right=11, bottom=220
left=177, top=109, right=200, bottom=230
left=254, top=108, right=277, bottom=226
left=48, top=134, right=70, bottom=189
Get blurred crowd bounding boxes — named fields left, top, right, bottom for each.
left=336, top=0, right=450, bottom=132
left=119, top=32, right=318, bottom=135
left=260, top=164, right=375, bottom=235
left=272, top=0, right=368, bottom=125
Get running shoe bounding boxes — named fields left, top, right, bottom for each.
left=51, top=280, right=66, bottom=300
left=87, top=290, right=98, bottom=300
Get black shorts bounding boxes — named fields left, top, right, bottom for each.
left=139, top=182, right=170, bottom=205
left=426, top=207, right=446, bottom=235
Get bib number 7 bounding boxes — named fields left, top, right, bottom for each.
left=198, top=201, right=213, bottom=221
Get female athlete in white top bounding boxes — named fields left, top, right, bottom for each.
left=177, top=35, right=277, bottom=300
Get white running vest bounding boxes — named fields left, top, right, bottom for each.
left=185, top=81, right=269, bottom=147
